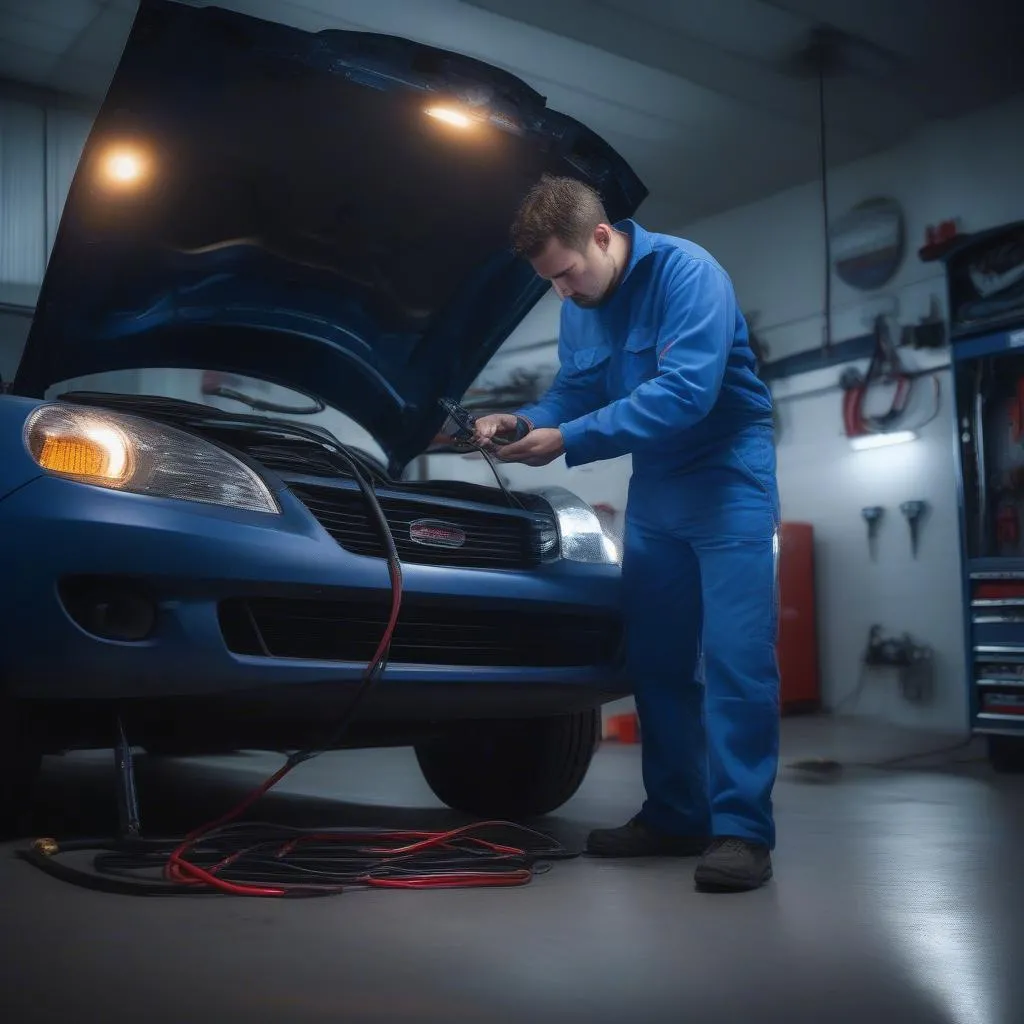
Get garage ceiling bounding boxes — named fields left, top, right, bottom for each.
left=0, top=0, right=1022, bottom=226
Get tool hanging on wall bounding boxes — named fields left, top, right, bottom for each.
left=861, top=506, right=884, bottom=559
left=863, top=624, right=935, bottom=704
left=841, top=315, right=914, bottom=438
left=900, top=499, right=928, bottom=557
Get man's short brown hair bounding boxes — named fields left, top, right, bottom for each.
left=510, top=174, right=609, bottom=259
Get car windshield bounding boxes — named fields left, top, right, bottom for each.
left=45, top=367, right=388, bottom=466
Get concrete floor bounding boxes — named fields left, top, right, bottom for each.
left=1, top=716, right=1022, bottom=1024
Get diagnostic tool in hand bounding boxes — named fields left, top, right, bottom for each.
left=438, top=398, right=531, bottom=447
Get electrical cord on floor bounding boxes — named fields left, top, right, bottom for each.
left=17, top=426, right=572, bottom=896
left=787, top=735, right=983, bottom=779
left=851, top=737, right=982, bottom=769
left=19, top=820, right=574, bottom=898
left=161, top=819, right=571, bottom=894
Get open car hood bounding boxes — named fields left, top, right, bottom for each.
left=14, top=0, right=647, bottom=472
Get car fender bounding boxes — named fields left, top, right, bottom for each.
left=0, top=395, right=45, bottom=501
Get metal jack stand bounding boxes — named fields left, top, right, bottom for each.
left=114, top=715, right=141, bottom=840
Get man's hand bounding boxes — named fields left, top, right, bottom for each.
left=496, top=428, right=565, bottom=466
left=472, top=413, right=519, bottom=448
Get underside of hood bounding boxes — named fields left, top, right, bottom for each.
left=14, top=0, right=647, bottom=472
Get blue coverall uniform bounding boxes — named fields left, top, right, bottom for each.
left=517, top=220, right=781, bottom=849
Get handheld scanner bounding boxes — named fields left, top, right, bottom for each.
left=438, top=397, right=478, bottom=443
left=438, top=398, right=531, bottom=446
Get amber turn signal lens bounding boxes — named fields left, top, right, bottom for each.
left=36, top=425, right=131, bottom=481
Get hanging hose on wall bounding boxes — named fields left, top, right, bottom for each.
left=840, top=315, right=916, bottom=438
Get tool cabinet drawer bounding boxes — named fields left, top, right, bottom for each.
left=972, top=615, right=1024, bottom=647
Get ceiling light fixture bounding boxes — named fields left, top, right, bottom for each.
left=849, top=430, right=917, bottom=451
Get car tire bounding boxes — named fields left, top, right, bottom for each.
left=987, top=734, right=1024, bottom=774
left=414, top=708, right=601, bottom=819
left=0, top=700, right=43, bottom=838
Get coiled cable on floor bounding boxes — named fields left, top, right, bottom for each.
left=18, top=820, right=575, bottom=897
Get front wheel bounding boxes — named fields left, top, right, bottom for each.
left=415, top=708, right=602, bottom=819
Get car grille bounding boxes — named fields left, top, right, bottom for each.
left=219, top=597, right=622, bottom=668
left=245, top=441, right=348, bottom=478
left=290, top=484, right=549, bottom=571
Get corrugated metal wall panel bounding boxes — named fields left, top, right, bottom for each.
left=0, top=99, right=46, bottom=286
left=45, top=108, right=92, bottom=254
left=0, top=308, right=32, bottom=382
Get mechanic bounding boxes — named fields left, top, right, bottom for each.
left=473, top=175, right=780, bottom=892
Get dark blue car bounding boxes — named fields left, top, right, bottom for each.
left=0, top=0, right=646, bottom=828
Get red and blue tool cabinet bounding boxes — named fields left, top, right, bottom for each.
left=952, top=323, right=1024, bottom=740
left=945, top=221, right=1024, bottom=748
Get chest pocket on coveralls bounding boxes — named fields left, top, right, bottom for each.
left=569, top=345, right=611, bottom=384
left=621, top=328, right=659, bottom=393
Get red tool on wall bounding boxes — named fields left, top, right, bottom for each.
left=841, top=316, right=913, bottom=438
left=918, top=218, right=961, bottom=262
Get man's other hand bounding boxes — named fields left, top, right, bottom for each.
left=472, top=413, right=519, bottom=448
left=497, top=428, right=565, bottom=466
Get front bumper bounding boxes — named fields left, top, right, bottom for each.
left=0, top=474, right=627, bottom=702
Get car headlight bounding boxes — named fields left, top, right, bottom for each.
left=23, top=403, right=279, bottom=514
left=532, top=485, right=621, bottom=565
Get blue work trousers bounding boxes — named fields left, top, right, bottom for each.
left=623, top=428, right=781, bottom=849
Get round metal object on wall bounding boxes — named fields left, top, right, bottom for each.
left=830, top=197, right=905, bottom=290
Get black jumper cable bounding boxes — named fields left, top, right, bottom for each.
left=16, top=409, right=574, bottom=897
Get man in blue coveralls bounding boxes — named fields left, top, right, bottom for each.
left=473, top=175, right=781, bottom=892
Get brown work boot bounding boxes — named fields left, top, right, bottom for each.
left=694, top=836, right=773, bottom=891
left=585, top=816, right=708, bottom=857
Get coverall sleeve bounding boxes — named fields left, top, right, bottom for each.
left=558, top=254, right=735, bottom=467
left=515, top=309, right=607, bottom=430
